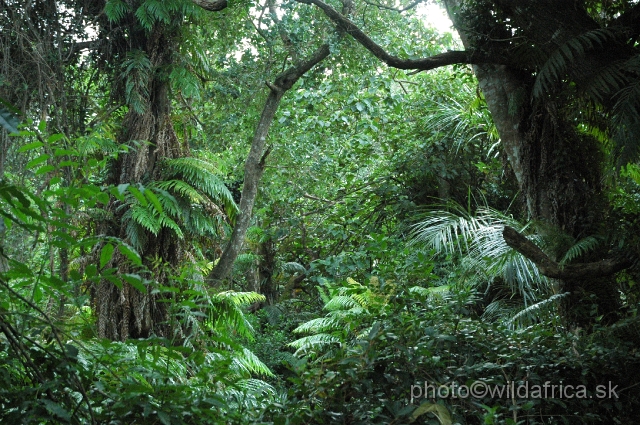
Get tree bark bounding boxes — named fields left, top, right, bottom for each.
left=96, top=24, right=186, bottom=341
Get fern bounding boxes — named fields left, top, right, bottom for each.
left=135, top=0, right=172, bottom=30
left=155, top=179, right=207, bottom=203
left=127, top=204, right=160, bottom=235
left=161, top=157, right=238, bottom=219
left=104, top=0, right=131, bottom=23
left=231, top=348, right=273, bottom=377
left=324, top=295, right=360, bottom=311
left=533, top=28, right=617, bottom=99
left=288, top=334, right=341, bottom=357
left=559, top=235, right=601, bottom=266
left=120, top=50, right=152, bottom=113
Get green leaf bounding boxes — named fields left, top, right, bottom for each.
left=157, top=411, right=171, bottom=425
left=25, top=154, right=50, bottom=170
left=119, top=243, right=143, bottom=266
left=100, top=243, right=115, bottom=269
left=18, top=141, right=44, bottom=153
left=410, top=402, right=452, bottom=424
left=35, top=165, right=56, bottom=175
left=122, top=273, right=146, bottom=292
left=48, top=134, right=65, bottom=143
left=145, top=188, right=163, bottom=214
left=128, top=184, right=148, bottom=206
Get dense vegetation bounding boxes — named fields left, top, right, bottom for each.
left=1, top=0, right=639, bottom=423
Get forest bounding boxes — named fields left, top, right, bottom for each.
left=1, top=0, right=640, bottom=423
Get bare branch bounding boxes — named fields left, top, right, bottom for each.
left=362, top=0, right=424, bottom=13
left=296, top=0, right=501, bottom=70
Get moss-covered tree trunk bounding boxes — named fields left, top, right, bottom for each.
left=95, top=24, right=188, bottom=341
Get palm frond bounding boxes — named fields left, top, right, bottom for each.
left=509, top=292, right=569, bottom=327
left=410, top=203, right=549, bottom=304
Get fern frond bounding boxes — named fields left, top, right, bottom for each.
left=183, top=207, right=220, bottom=236
left=533, top=28, right=617, bottom=98
left=288, top=334, right=341, bottom=357
left=214, top=291, right=266, bottom=306
left=210, top=299, right=256, bottom=340
left=234, top=378, right=277, bottom=395
left=125, top=219, right=148, bottom=252
left=292, top=317, right=342, bottom=334
left=155, top=179, right=207, bottom=203
left=231, top=348, right=273, bottom=377
left=324, top=295, right=360, bottom=311
left=104, top=0, right=131, bottom=23
left=157, top=213, right=184, bottom=238
left=120, top=49, right=151, bottom=113
left=151, top=188, right=182, bottom=219
left=559, top=236, right=602, bottom=266
left=129, top=204, right=161, bottom=235
left=161, top=157, right=238, bottom=219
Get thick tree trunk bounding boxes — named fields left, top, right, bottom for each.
left=95, top=25, right=186, bottom=341
left=443, top=0, right=618, bottom=324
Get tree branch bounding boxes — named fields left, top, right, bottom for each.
left=296, top=0, right=501, bottom=71
left=362, top=0, right=424, bottom=13
left=191, top=0, right=228, bottom=11
left=502, top=226, right=632, bottom=280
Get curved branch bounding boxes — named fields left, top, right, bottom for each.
left=362, top=0, right=424, bottom=13
left=296, top=0, right=502, bottom=70
left=503, top=226, right=632, bottom=280
left=191, top=0, right=228, bottom=12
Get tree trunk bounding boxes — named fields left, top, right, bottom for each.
left=210, top=44, right=331, bottom=282
left=95, top=24, right=186, bottom=341
left=443, top=0, right=617, bottom=324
